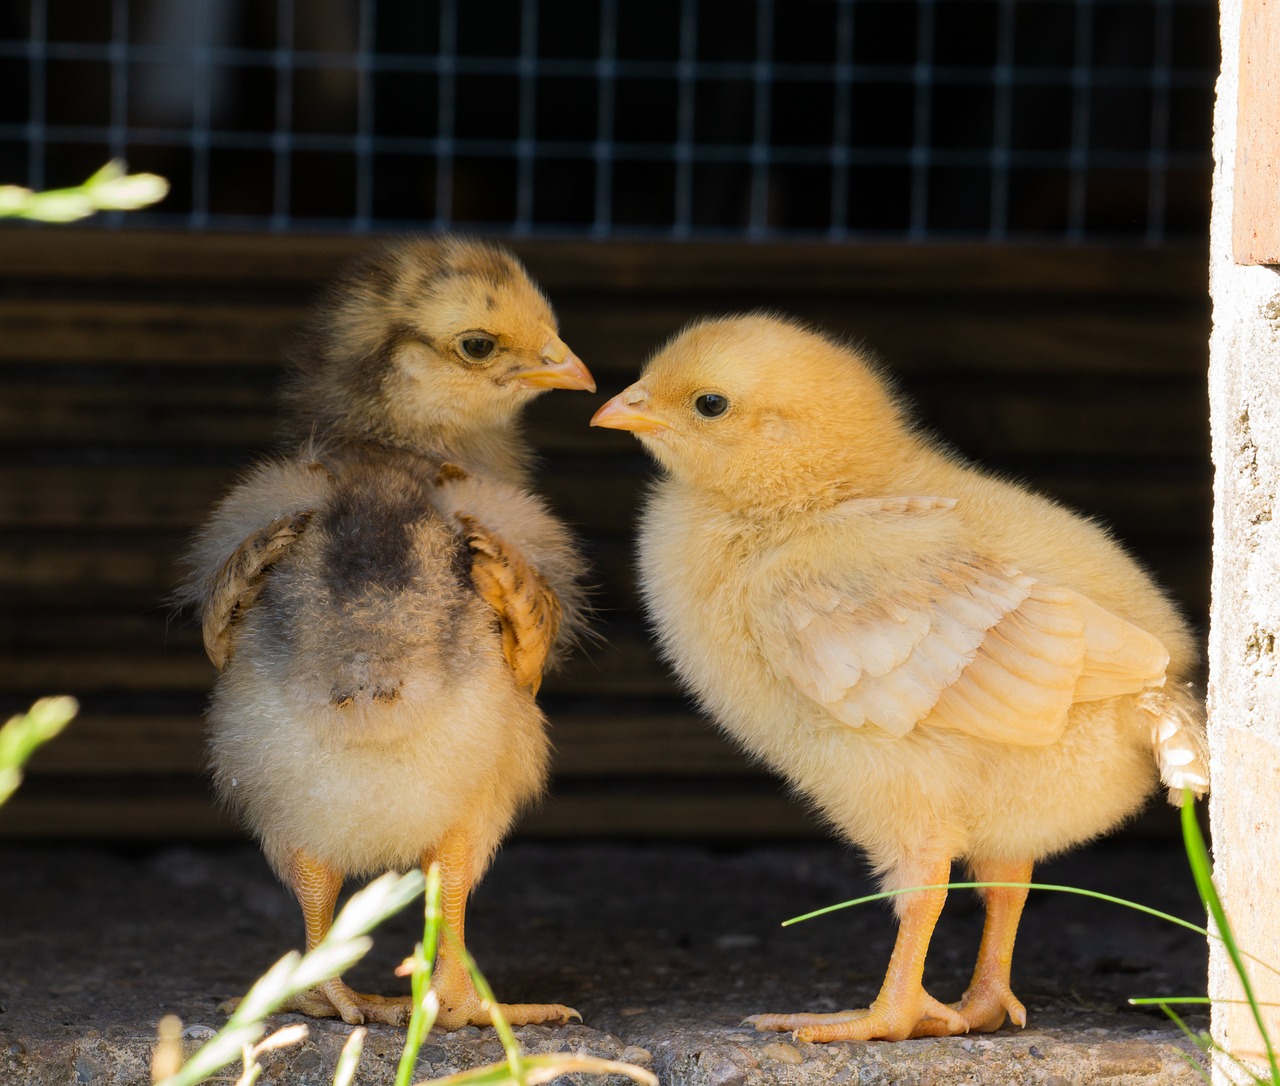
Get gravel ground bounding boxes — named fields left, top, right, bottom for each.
left=0, top=835, right=1209, bottom=1085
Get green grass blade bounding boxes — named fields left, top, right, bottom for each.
left=0, top=696, right=78, bottom=807
left=516, top=1054, right=659, bottom=1086
left=1171, top=1048, right=1213, bottom=1086
left=332, top=1026, right=367, bottom=1086
left=159, top=870, right=424, bottom=1086
left=1130, top=997, right=1213, bottom=1006
left=0, top=161, right=167, bottom=221
left=422, top=1054, right=659, bottom=1086
left=785, top=880, right=1280, bottom=980
left=228, top=951, right=303, bottom=1024
left=1130, top=998, right=1280, bottom=1009
left=158, top=1025, right=264, bottom=1086
left=396, top=864, right=443, bottom=1086
left=419, top=1064, right=525, bottom=1086
left=787, top=880, right=1209, bottom=936
left=235, top=1059, right=264, bottom=1086
left=1180, top=791, right=1280, bottom=1084
left=456, top=933, right=524, bottom=1086
left=1153, top=1002, right=1213, bottom=1054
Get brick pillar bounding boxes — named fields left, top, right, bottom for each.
left=1209, top=0, right=1280, bottom=1078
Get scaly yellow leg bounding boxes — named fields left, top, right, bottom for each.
left=747, top=856, right=968, bottom=1042
left=279, top=849, right=412, bottom=1026
left=428, top=827, right=580, bottom=1031
left=914, top=857, right=1032, bottom=1036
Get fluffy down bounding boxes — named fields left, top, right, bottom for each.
left=592, top=313, right=1206, bottom=1042
left=178, top=235, right=594, bottom=1030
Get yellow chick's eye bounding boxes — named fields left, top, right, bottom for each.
left=459, top=335, right=497, bottom=362
left=694, top=393, right=729, bottom=418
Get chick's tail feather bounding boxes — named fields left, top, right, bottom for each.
left=1139, top=683, right=1209, bottom=805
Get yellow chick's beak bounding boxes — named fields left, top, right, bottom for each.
left=590, top=391, right=668, bottom=435
left=509, top=339, right=597, bottom=392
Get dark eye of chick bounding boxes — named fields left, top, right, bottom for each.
left=460, top=336, right=497, bottom=362
left=694, top=393, right=729, bottom=418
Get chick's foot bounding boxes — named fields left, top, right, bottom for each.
left=929, top=979, right=1026, bottom=1035
left=280, top=978, right=412, bottom=1026
left=746, top=987, right=969, bottom=1043
left=747, top=860, right=968, bottom=1042
left=910, top=857, right=1033, bottom=1036
left=432, top=977, right=579, bottom=1031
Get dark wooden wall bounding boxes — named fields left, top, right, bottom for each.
left=0, top=230, right=1211, bottom=840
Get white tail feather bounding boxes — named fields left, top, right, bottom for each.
left=1139, top=684, right=1209, bottom=805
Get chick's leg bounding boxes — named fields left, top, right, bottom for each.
left=747, top=856, right=969, bottom=1042
left=279, top=850, right=411, bottom=1026
left=915, top=857, right=1032, bottom=1035
left=428, top=827, right=580, bottom=1030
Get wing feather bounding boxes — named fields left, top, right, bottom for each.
left=457, top=513, right=562, bottom=695
left=203, top=511, right=312, bottom=671
left=766, top=497, right=1170, bottom=745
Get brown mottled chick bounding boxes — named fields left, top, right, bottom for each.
left=178, top=236, right=595, bottom=1030
left=592, top=314, right=1207, bottom=1043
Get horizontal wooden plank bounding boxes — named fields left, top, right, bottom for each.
left=0, top=229, right=1209, bottom=299
left=4, top=504, right=1209, bottom=596
left=4, top=368, right=1207, bottom=461
left=0, top=536, right=639, bottom=618
left=20, top=708, right=753, bottom=779
left=0, top=625, right=683, bottom=699
left=0, top=550, right=1209, bottom=642
left=0, top=540, right=185, bottom=597
left=0, top=614, right=691, bottom=701
left=0, top=296, right=1207, bottom=380
left=0, top=465, right=1211, bottom=544
left=0, top=779, right=1184, bottom=842
left=0, top=380, right=278, bottom=447
left=0, top=784, right=825, bottom=840
left=522, top=787, right=825, bottom=838
left=561, top=298, right=1210, bottom=380
left=2, top=560, right=1213, bottom=705
left=0, top=792, right=239, bottom=839
left=0, top=230, right=1213, bottom=843
left=0, top=299, right=303, bottom=364
left=21, top=714, right=207, bottom=775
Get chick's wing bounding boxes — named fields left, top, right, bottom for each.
left=179, top=456, right=334, bottom=672
left=430, top=462, right=575, bottom=695
left=458, top=513, right=562, bottom=694
left=203, top=510, right=312, bottom=671
left=763, top=497, right=1170, bottom=745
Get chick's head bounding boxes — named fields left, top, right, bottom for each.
left=285, top=236, right=594, bottom=451
left=592, top=314, right=916, bottom=511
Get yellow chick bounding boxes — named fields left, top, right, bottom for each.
left=178, top=236, right=595, bottom=1030
left=591, top=314, right=1206, bottom=1043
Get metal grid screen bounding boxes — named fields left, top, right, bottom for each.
left=0, top=0, right=1217, bottom=241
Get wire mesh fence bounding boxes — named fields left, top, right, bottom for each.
left=0, top=0, right=1217, bottom=241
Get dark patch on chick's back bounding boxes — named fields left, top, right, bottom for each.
left=321, top=469, right=429, bottom=600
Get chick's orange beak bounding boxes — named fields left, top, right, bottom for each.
left=510, top=339, right=596, bottom=392
left=590, top=391, right=668, bottom=435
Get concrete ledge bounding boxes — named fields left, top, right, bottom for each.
left=0, top=838, right=1207, bottom=1085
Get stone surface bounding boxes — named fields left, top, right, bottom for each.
left=0, top=837, right=1208, bottom=1084
left=1210, top=0, right=1280, bottom=1076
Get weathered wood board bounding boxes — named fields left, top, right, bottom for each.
left=0, top=229, right=1211, bottom=839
